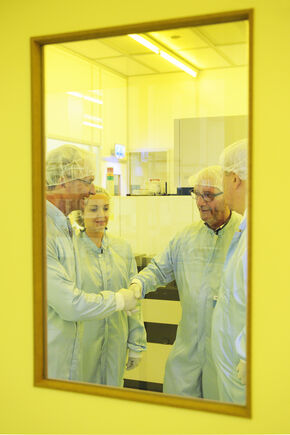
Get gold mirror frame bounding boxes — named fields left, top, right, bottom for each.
left=31, top=9, right=253, bottom=417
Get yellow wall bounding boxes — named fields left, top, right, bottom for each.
left=128, top=66, right=247, bottom=152
left=197, top=67, right=248, bottom=116
left=0, top=0, right=290, bottom=434
left=128, top=72, right=198, bottom=151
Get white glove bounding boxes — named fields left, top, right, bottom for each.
left=117, top=288, right=138, bottom=311
left=125, top=307, right=140, bottom=317
left=126, top=356, right=142, bottom=371
left=236, top=359, right=246, bottom=384
left=129, top=280, right=142, bottom=299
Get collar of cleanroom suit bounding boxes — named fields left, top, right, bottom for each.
left=211, top=213, right=247, bottom=405
left=72, top=230, right=146, bottom=387
left=134, top=211, right=243, bottom=399
left=46, top=200, right=120, bottom=381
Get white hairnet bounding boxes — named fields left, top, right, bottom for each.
left=46, top=144, right=96, bottom=187
left=219, top=139, right=248, bottom=180
left=189, top=165, right=224, bottom=191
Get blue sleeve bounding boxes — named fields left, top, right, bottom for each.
left=235, top=236, right=248, bottom=361
left=47, top=237, right=118, bottom=321
left=127, top=246, right=147, bottom=352
left=235, top=326, right=246, bottom=361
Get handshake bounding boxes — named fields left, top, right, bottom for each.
left=116, top=282, right=142, bottom=312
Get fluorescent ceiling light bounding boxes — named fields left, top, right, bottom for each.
left=160, top=51, right=197, bottom=78
left=83, top=95, right=103, bottom=104
left=129, top=34, right=159, bottom=54
left=67, top=91, right=83, bottom=98
left=84, top=114, right=103, bottom=123
left=83, top=121, right=103, bottom=129
left=88, top=89, right=103, bottom=96
left=67, top=91, right=103, bottom=104
left=128, top=34, right=198, bottom=78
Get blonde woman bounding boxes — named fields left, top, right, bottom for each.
left=70, top=187, right=146, bottom=386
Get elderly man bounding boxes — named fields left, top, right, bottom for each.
left=130, top=166, right=242, bottom=399
left=211, top=139, right=248, bottom=405
left=46, top=144, right=138, bottom=381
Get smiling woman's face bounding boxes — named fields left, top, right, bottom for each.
left=84, top=194, right=110, bottom=232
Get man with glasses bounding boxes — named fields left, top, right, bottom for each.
left=129, top=165, right=242, bottom=399
left=46, top=144, right=138, bottom=381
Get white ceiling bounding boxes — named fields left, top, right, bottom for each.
left=61, top=20, right=248, bottom=77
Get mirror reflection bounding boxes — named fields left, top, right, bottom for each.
left=44, top=19, right=249, bottom=405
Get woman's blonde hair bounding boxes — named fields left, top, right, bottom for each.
left=90, top=185, right=111, bottom=200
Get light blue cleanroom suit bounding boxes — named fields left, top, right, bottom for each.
left=46, top=201, right=121, bottom=381
left=135, top=211, right=242, bottom=399
left=211, top=215, right=247, bottom=405
left=73, top=230, right=147, bottom=386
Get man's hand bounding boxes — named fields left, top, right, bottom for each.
left=129, top=281, right=142, bottom=299
left=117, top=288, right=138, bottom=311
left=126, top=356, right=142, bottom=371
left=236, top=359, right=246, bottom=384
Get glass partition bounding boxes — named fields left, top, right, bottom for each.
left=32, top=11, right=252, bottom=416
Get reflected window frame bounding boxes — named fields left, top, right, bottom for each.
left=31, top=9, right=253, bottom=417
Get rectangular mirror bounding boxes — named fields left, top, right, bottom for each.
left=32, top=9, right=252, bottom=417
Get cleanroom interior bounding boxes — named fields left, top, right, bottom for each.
left=44, top=20, right=249, bottom=389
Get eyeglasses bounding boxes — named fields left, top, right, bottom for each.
left=76, top=178, right=94, bottom=185
left=190, top=189, right=223, bottom=202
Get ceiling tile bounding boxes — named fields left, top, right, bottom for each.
left=148, top=27, right=208, bottom=51
left=97, top=57, right=155, bottom=76
left=217, top=43, right=248, bottom=66
left=179, top=48, right=230, bottom=69
left=196, top=21, right=248, bottom=45
left=132, top=53, right=180, bottom=73
left=61, top=40, right=121, bottom=59
left=100, top=35, right=152, bottom=55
